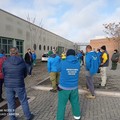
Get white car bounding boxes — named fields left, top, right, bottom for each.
left=41, top=53, right=48, bottom=62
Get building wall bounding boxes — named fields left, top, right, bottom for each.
left=0, top=9, right=74, bottom=59
left=90, top=38, right=118, bottom=59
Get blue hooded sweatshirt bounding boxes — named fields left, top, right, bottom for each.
left=59, top=55, right=80, bottom=90
left=85, top=51, right=99, bottom=75
left=47, top=54, right=61, bottom=73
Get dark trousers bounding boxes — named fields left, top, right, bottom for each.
left=86, top=76, right=95, bottom=95
left=0, top=79, right=4, bottom=98
left=5, top=87, right=31, bottom=120
left=111, top=61, right=117, bottom=70
left=26, top=63, right=33, bottom=75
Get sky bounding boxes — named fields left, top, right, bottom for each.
left=0, top=0, right=120, bottom=43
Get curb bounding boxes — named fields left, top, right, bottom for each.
left=32, top=85, right=120, bottom=98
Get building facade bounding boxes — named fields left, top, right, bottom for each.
left=90, top=38, right=119, bottom=59
left=0, top=9, right=74, bottom=58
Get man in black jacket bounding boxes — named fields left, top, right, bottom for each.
left=3, top=47, right=34, bottom=120
left=24, top=48, right=33, bottom=76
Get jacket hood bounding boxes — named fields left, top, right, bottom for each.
left=0, top=53, right=5, bottom=58
left=87, top=51, right=96, bottom=55
left=7, top=56, right=24, bottom=65
left=66, top=55, right=78, bottom=64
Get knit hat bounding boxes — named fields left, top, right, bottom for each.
left=48, top=51, right=53, bottom=56
left=101, top=45, right=106, bottom=51
left=66, top=49, right=75, bottom=56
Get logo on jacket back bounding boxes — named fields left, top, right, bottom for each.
left=66, top=69, right=78, bottom=75
left=92, top=56, right=97, bottom=60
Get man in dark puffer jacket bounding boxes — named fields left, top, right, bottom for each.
left=2, top=47, right=34, bottom=120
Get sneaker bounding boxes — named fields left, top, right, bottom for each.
left=50, top=89, right=57, bottom=93
left=28, top=114, right=35, bottom=120
left=74, top=116, right=81, bottom=120
left=97, top=84, right=106, bottom=89
left=0, top=98, right=5, bottom=103
left=86, top=94, right=96, bottom=99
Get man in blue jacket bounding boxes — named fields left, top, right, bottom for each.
left=85, top=45, right=99, bottom=99
left=47, top=49, right=61, bottom=93
left=2, top=47, right=34, bottom=120
left=57, top=49, right=81, bottom=120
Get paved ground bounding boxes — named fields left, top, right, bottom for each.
left=1, top=62, right=120, bottom=120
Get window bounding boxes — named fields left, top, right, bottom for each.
left=33, top=44, right=37, bottom=50
left=47, top=46, right=49, bottom=51
left=39, top=45, right=41, bottom=50
left=16, top=40, right=24, bottom=57
left=0, top=37, right=13, bottom=57
left=43, top=45, right=46, bottom=51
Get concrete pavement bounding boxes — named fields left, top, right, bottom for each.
left=1, top=62, right=120, bottom=120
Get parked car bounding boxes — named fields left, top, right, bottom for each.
left=41, top=53, right=48, bottom=62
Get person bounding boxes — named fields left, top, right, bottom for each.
left=24, top=48, right=33, bottom=76
left=47, top=49, right=61, bottom=93
left=61, top=51, right=66, bottom=60
left=96, top=48, right=102, bottom=73
left=99, top=45, right=109, bottom=88
left=32, top=50, right=37, bottom=66
left=96, top=48, right=102, bottom=63
left=81, top=50, right=85, bottom=65
left=2, top=47, right=34, bottom=120
left=57, top=49, right=81, bottom=120
left=111, top=49, right=119, bottom=70
left=85, top=45, right=99, bottom=99
left=0, top=49, right=7, bottom=102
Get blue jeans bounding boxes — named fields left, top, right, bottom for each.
left=26, top=63, right=33, bottom=75
left=5, top=87, right=31, bottom=120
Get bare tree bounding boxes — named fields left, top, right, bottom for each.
left=103, top=22, right=120, bottom=52
left=27, top=14, right=43, bottom=50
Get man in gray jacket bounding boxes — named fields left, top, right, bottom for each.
left=111, top=49, right=119, bottom=70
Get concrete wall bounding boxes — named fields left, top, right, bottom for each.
left=0, top=9, right=74, bottom=59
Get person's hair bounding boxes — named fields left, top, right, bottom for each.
left=0, top=49, right=5, bottom=54
left=27, top=48, right=31, bottom=51
left=86, top=45, right=92, bottom=50
left=97, top=48, right=100, bottom=52
left=114, top=49, right=118, bottom=52
left=10, top=47, right=19, bottom=56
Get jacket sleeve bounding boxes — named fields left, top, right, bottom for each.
left=86, top=55, right=91, bottom=71
left=57, top=61, right=62, bottom=72
left=24, top=63, right=27, bottom=78
left=47, top=59, right=51, bottom=73
left=24, top=53, right=27, bottom=62
left=2, top=62, right=5, bottom=76
left=102, top=53, right=108, bottom=63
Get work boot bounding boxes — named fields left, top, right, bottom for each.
left=0, top=98, right=4, bottom=103
left=86, top=94, right=96, bottom=99
left=83, top=86, right=89, bottom=91
left=27, top=114, right=35, bottom=120
left=50, top=89, right=57, bottom=93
